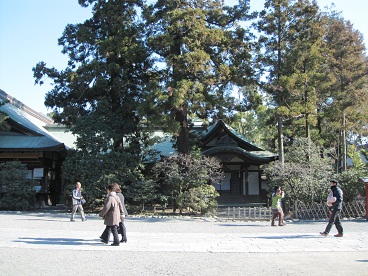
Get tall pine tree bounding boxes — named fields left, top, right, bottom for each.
left=321, top=12, right=368, bottom=170
left=33, top=0, right=151, bottom=153
left=142, top=0, right=256, bottom=154
left=33, top=0, right=154, bottom=201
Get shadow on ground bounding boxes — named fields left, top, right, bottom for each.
left=14, top=237, right=102, bottom=246
left=243, top=234, right=319, bottom=239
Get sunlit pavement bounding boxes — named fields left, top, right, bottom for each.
left=0, top=212, right=367, bottom=276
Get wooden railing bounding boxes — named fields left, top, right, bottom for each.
left=294, top=200, right=366, bottom=220
left=216, top=206, right=272, bottom=220
left=216, top=200, right=366, bottom=220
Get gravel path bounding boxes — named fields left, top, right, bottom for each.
left=0, top=211, right=367, bottom=275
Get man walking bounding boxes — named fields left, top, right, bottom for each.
left=320, top=180, right=344, bottom=237
left=70, top=182, right=86, bottom=222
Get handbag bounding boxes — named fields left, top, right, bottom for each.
left=81, top=198, right=86, bottom=204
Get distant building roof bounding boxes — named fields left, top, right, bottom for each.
left=200, top=119, right=277, bottom=163
left=0, top=90, right=67, bottom=151
left=151, top=119, right=278, bottom=165
left=0, top=89, right=52, bottom=124
left=201, top=119, right=266, bottom=151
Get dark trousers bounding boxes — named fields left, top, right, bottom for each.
left=101, top=221, right=127, bottom=243
left=324, top=209, right=343, bottom=234
left=119, top=220, right=127, bottom=242
left=101, top=225, right=120, bottom=245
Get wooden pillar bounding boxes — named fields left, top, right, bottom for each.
left=359, top=177, right=368, bottom=220
left=365, top=183, right=368, bottom=220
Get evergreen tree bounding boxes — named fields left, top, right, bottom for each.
left=321, top=13, right=368, bottom=171
left=142, top=0, right=257, bottom=154
left=279, top=0, right=327, bottom=144
left=33, top=0, right=151, bottom=152
left=256, top=0, right=330, bottom=160
left=230, top=85, right=275, bottom=148
left=256, top=0, right=298, bottom=163
left=33, top=0, right=153, bottom=200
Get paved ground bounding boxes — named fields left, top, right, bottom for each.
left=0, top=211, right=367, bottom=276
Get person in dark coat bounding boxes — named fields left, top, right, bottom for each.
left=320, top=180, right=344, bottom=237
left=99, top=184, right=124, bottom=246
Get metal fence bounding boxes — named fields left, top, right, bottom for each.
left=216, top=201, right=366, bottom=220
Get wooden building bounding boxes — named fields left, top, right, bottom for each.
left=200, top=120, right=278, bottom=204
left=154, top=120, right=278, bottom=205
left=0, top=90, right=67, bottom=206
left=1, top=89, right=278, bottom=206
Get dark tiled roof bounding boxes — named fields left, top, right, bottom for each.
left=0, top=89, right=52, bottom=124
left=0, top=97, right=66, bottom=151
left=202, top=120, right=260, bottom=148
left=152, top=120, right=278, bottom=164
left=202, top=146, right=277, bottom=164
left=0, top=136, right=66, bottom=151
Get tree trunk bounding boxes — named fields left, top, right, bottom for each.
left=341, top=111, right=347, bottom=171
left=305, top=76, right=310, bottom=161
left=278, top=116, right=284, bottom=165
left=175, top=105, right=190, bottom=154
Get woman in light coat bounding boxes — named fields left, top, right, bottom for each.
left=99, top=184, right=124, bottom=246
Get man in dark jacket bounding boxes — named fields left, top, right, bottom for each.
left=320, top=180, right=344, bottom=237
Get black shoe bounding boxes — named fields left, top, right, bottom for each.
left=120, top=239, right=127, bottom=243
left=110, top=243, right=119, bottom=246
left=100, top=239, right=108, bottom=244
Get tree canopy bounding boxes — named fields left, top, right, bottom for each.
left=31, top=0, right=368, bottom=208
left=141, top=0, right=257, bottom=153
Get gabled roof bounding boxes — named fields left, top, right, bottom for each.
left=200, top=119, right=265, bottom=151
left=0, top=90, right=67, bottom=151
left=200, top=119, right=278, bottom=163
left=201, top=146, right=278, bottom=165
left=150, top=119, right=278, bottom=165
left=0, top=89, right=52, bottom=125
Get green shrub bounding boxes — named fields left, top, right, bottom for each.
left=177, top=185, right=219, bottom=215
left=0, top=161, right=36, bottom=211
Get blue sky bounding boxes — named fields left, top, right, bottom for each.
left=0, top=0, right=367, bottom=115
